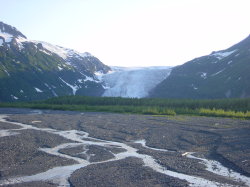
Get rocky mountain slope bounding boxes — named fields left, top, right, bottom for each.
left=150, top=35, right=250, bottom=99
left=0, top=21, right=110, bottom=102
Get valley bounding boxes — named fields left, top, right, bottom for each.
left=1, top=3, right=250, bottom=187
left=2, top=21, right=250, bottom=101
left=0, top=108, right=250, bottom=186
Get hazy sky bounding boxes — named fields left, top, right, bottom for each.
left=1, top=0, right=250, bottom=67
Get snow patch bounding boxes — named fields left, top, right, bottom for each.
left=0, top=31, right=13, bottom=43
left=94, top=71, right=104, bottom=76
left=44, top=83, right=58, bottom=97
left=211, top=69, right=225, bottom=76
left=32, top=41, right=68, bottom=59
left=79, top=72, right=101, bottom=83
left=102, top=84, right=110, bottom=89
left=34, top=87, right=43, bottom=93
left=59, top=77, right=79, bottom=95
left=0, top=29, right=27, bottom=49
left=0, top=38, right=3, bottom=46
left=32, top=41, right=92, bottom=62
left=84, top=75, right=100, bottom=83
left=58, top=66, right=63, bottom=71
left=51, top=90, right=58, bottom=97
left=77, top=79, right=84, bottom=83
left=15, top=36, right=27, bottom=50
left=227, top=60, right=233, bottom=65
left=84, top=76, right=95, bottom=82
left=200, top=72, right=207, bottom=79
left=39, top=48, right=51, bottom=56
left=4, top=69, right=10, bottom=76
left=1, top=65, right=10, bottom=76
left=11, top=95, right=18, bottom=100
left=211, top=50, right=238, bottom=60
left=191, top=84, right=198, bottom=90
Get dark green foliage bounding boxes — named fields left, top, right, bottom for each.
left=1, top=96, right=250, bottom=119
left=43, top=96, right=250, bottom=112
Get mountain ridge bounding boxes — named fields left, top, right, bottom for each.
left=150, top=34, right=250, bottom=99
left=0, top=21, right=26, bottom=39
left=0, top=21, right=110, bottom=101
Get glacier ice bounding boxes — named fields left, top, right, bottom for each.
left=99, top=66, right=172, bottom=98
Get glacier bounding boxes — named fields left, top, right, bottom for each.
left=98, top=66, right=172, bottom=98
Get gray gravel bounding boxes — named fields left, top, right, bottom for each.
left=0, top=129, right=76, bottom=178
left=0, top=108, right=250, bottom=186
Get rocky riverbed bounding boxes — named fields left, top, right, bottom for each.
left=0, top=108, right=250, bottom=187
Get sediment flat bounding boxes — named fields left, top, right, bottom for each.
left=0, top=108, right=250, bottom=187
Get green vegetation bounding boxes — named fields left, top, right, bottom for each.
left=1, top=96, right=250, bottom=119
left=43, top=96, right=250, bottom=111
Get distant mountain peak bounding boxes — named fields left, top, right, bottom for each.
left=0, top=21, right=26, bottom=39
left=80, top=52, right=93, bottom=57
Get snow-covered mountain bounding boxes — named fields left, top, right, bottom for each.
left=98, top=66, right=172, bottom=98
left=0, top=21, right=110, bottom=101
left=4, top=21, right=249, bottom=101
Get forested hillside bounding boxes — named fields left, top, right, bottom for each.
left=150, top=35, right=250, bottom=99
